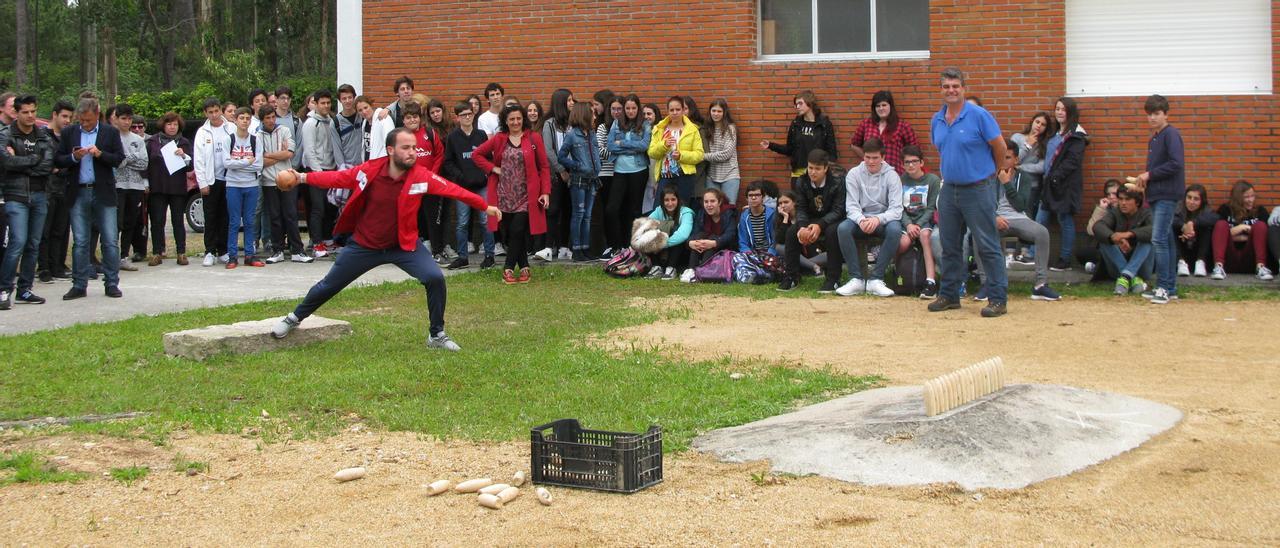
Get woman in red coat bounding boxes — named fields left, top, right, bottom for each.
left=472, top=104, right=551, bottom=284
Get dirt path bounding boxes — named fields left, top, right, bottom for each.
left=2, top=297, right=1278, bottom=545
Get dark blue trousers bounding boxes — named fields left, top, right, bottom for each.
left=293, top=240, right=448, bottom=336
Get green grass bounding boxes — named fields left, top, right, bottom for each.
left=0, top=451, right=88, bottom=485
left=109, top=465, right=150, bottom=485
left=171, top=454, right=209, bottom=475
left=0, top=267, right=877, bottom=451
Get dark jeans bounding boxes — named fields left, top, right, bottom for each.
left=1176, top=229, right=1213, bottom=266
left=304, top=183, right=328, bottom=247
left=148, top=193, right=187, bottom=255
left=38, top=191, right=72, bottom=274
left=784, top=222, right=843, bottom=282
left=838, top=218, right=904, bottom=281
left=418, top=194, right=447, bottom=253
left=2, top=192, right=49, bottom=293
left=939, top=178, right=1007, bottom=303
left=606, top=169, right=648, bottom=250
left=202, top=180, right=228, bottom=256
left=293, top=240, right=448, bottom=336
left=116, top=189, right=147, bottom=259
left=456, top=201, right=494, bottom=260
left=501, top=212, right=530, bottom=270
left=263, top=186, right=304, bottom=255
left=540, top=173, right=570, bottom=251
left=70, top=187, right=119, bottom=290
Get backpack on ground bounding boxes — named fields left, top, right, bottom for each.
left=604, top=247, right=651, bottom=278
left=888, top=245, right=928, bottom=296
left=732, top=250, right=782, bottom=284
left=694, top=249, right=736, bottom=283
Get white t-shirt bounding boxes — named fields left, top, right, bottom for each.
left=476, top=110, right=500, bottom=137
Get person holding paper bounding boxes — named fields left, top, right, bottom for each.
left=144, top=111, right=193, bottom=266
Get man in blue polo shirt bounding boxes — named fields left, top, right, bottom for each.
left=927, top=68, right=1010, bottom=317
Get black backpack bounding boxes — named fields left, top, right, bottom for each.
left=888, top=245, right=928, bottom=297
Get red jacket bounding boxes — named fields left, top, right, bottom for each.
left=306, top=156, right=488, bottom=252
left=413, top=126, right=445, bottom=174
left=472, top=131, right=551, bottom=235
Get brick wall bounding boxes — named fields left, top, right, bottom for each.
left=362, top=0, right=1280, bottom=214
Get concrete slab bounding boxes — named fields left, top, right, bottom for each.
left=163, top=315, right=352, bottom=361
left=693, top=384, right=1182, bottom=490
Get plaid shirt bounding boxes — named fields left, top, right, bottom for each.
left=850, top=118, right=919, bottom=173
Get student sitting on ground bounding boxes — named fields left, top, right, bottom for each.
left=898, top=145, right=940, bottom=298
left=1093, top=184, right=1155, bottom=295
left=777, top=150, right=845, bottom=292
left=737, top=180, right=777, bottom=255
left=1082, top=178, right=1121, bottom=276
left=645, top=185, right=694, bottom=280
left=679, top=188, right=737, bottom=282
left=1175, top=184, right=1216, bottom=277
left=1210, top=179, right=1271, bottom=280
left=974, top=139, right=1061, bottom=301
left=774, top=190, right=827, bottom=277
left=835, top=138, right=902, bottom=298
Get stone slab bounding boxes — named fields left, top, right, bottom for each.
left=163, top=316, right=351, bottom=361
left=693, top=384, right=1182, bottom=490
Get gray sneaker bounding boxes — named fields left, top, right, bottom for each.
left=271, top=313, right=300, bottom=339
left=427, top=332, right=461, bottom=352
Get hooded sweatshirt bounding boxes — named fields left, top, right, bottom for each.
left=845, top=162, right=903, bottom=225
left=115, top=130, right=150, bottom=191
left=301, top=111, right=341, bottom=171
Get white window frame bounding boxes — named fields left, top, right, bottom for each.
left=756, top=0, right=930, bottom=62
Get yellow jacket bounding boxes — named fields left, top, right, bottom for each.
left=648, top=116, right=704, bottom=175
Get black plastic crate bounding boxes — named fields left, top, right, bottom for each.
left=530, top=419, right=663, bottom=493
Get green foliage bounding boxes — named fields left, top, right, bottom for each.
left=196, top=50, right=268, bottom=107
left=0, top=452, right=88, bottom=486
left=109, top=465, right=150, bottom=485
left=172, top=454, right=209, bottom=475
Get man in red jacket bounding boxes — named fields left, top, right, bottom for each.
left=270, top=128, right=500, bottom=351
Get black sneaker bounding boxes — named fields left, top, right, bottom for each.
left=817, top=279, right=838, bottom=294
left=433, top=253, right=447, bottom=264
left=52, top=270, right=72, bottom=280
left=571, top=250, right=588, bottom=262
left=0, top=290, right=10, bottom=310
left=776, top=277, right=797, bottom=292
left=62, top=288, right=87, bottom=300
left=446, top=257, right=469, bottom=270
left=479, top=256, right=495, bottom=269
left=37, top=271, right=54, bottom=284
left=919, top=280, right=938, bottom=299
left=927, top=297, right=961, bottom=312
left=16, top=290, right=45, bottom=304
left=981, top=301, right=1007, bottom=317
left=1049, top=258, right=1072, bottom=272
left=105, top=286, right=123, bottom=298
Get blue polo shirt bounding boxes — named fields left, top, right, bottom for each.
left=930, top=103, right=1001, bottom=184
left=78, top=123, right=100, bottom=184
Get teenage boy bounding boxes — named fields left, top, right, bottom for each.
left=442, top=102, right=494, bottom=269
left=737, top=181, right=776, bottom=253
left=222, top=107, right=265, bottom=268
left=301, top=89, right=345, bottom=258
left=247, top=88, right=268, bottom=134
left=37, top=100, right=75, bottom=283
left=777, top=149, right=846, bottom=293
left=898, top=145, right=941, bottom=298
left=975, top=140, right=1062, bottom=301
left=111, top=103, right=149, bottom=270
left=1134, top=94, right=1184, bottom=305
left=0, top=95, right=54, bottom=308
left=257, top=106, right=310, bottom=264
left=270, top=128, right=502, bottom=352
left=476, top=83, right=504, bottom=137
left=835, top=138, right=903, bottom=298
left=335, top=84, right=364, bottom=167
left=1093, top=184, right=1154, bottom=296
left=194, top=97, right=231, bottom=266
left=383, top=76, right=415, bottom=129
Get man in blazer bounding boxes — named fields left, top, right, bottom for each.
left=54, top=98, right=124, bottom=300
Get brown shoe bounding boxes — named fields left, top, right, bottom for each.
left=177, top=255, right=189, bottom=266
left=148, top=255, right=163, bottom=266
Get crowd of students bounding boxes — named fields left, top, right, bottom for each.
left=1, top=76, right=1277, bottom=311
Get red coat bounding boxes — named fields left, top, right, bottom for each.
left=306, top=156, right=488, bottom=252
left=471, top=131, right=551, bottom=235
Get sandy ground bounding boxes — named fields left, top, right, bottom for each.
left=2, top=296, right=1279, bottom=545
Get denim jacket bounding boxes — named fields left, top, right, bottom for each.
left=606, top=120, right=651, bottom=174
left=557, top=127, right=601, bottom=177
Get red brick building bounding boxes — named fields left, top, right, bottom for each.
left=341, top=0, right=1278, bottom=214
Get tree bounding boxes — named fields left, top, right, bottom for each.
left=15, top=0, right=29, bottom=88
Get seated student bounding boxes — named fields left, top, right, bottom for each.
left=1210, top=179, right=1271, bottom=280
left=774, top=190, right=827, bottom=276
left=645, top=185, right=694, bottom=280
left=975, top=140, right=1061, bottom=301
left=1175, top=184, right=1216, bottom=277
left=897, top=145, right=941, bottom=298
left=1080, top=178, right=1121, bottom=276
left=835, top=138, right=902, bottom=298
left=737, top=181, right=777, bottom=254
left=1093, top=184, right=1155, bottom=295
left=778, top=150, right=845, bottom=292
left=679, top=188, right=737, bottom=282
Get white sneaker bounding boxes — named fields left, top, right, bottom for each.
left=661, top=266, right=676, bottom=280
left=265, top=252, right=286, bottom=264
left=1177, top=259, right=1190, bottom=277
left=866, top=279, right=895, bottom=297
left=1194, top=260, right=1207, bottom=277
left=1211, top=264, right=1226, bottom=280
left=534, top=247, right=554, bottom=262
left=427, top=332, right=461, bottom=352
left=218, top=254, right=230, bottom=264
left=290, top=253, right=315, bottom=263
left=202, top=253, right=215, bottom=267
left=271, top=313, right=300, bottom=339
left=679, top=268, right=696, bottom=283
left=1257, top=265, right=1274, bottom=281
left=494, top=243, right=507, bottom=256
left=646, top=266, right=663, bottom=279
left=442, top=245, right=458, bottom=260
left=835, top=278, right=865, bottom=296
left=557, top=248, right=573, bottom=261
left=1084, top=261, right=1097, bottom=274
left=468, top=242, right=477, bottom=255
